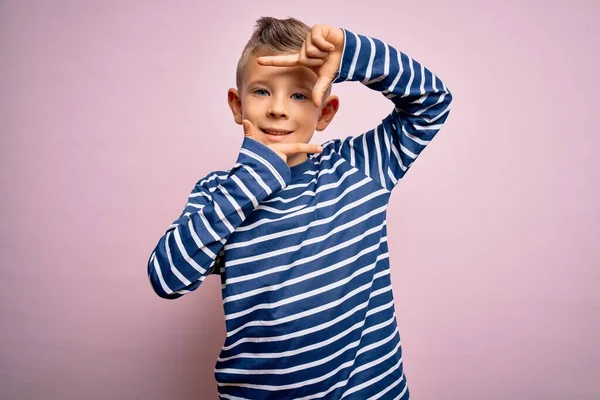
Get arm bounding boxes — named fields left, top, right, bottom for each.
left=147, top=137, right=291, bottom=299
left=330, top=29, right=453, bottom=191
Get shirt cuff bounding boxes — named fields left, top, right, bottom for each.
left=333, top=28, right=361, bottom=84
left=236, top=137, right=291, bottom=190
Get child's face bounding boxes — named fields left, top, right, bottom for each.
left=228, top=53, right=339, bottom=154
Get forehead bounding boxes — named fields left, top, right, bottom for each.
left=242, top=53, right=318, bottom=89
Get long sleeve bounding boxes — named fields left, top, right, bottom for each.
left=328, top=29, right=453, bottom=191
left=147, top=137, right=291, bottom=299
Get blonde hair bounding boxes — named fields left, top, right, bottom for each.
left=236, top=17, right=310, bottom=91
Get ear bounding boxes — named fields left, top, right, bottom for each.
left=227, top=88, right=243, bottom=125
left=315, top=95, right=340, bottom=131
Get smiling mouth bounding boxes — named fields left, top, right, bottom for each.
left=260, top=128, right=293, bottom=136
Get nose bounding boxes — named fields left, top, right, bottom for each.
left=267, top=95, right=288, bottom=119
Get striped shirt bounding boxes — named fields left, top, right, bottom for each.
left=148, top=28, right=452, bottom=399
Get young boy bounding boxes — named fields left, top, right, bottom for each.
left=148, top=16, right=452, bottom=399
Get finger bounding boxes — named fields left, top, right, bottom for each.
left=299, top=42, right=326, bottom=67
left=272, top=143, right=323, bottom=155
left=256, top=54, right=300, bottom=67
left=312, top=27, right=336, bottom=52
left=298, top=38, right=309, bottom=65
left=305, top=32, right=329, bottom=59
left=300, top=58, right=327, bottom=67
left=305, top=46, right=330, bottom=59
left=312, top=76, right=332, bottom=107
left=271, top=143, right=323, bottom=155
left=242, top=119, right=256, bottom=138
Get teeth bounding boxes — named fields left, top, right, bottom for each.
left=262, top=129, right=291, bottom=135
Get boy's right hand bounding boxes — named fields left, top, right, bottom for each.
left=242, top=119, right=323, bottom=164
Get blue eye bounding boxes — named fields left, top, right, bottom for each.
left=254, top=89, right=269, bottom=96
left=292, top=93, right=307, bottom=101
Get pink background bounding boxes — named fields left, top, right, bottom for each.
left=1, top=1, right=598, bottom=399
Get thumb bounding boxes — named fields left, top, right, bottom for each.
left=312, top=77, right=332, bottom=108
left=242, top=119, right=256, bottom=138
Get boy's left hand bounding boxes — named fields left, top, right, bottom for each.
left=257, top=24, right=344, bottom=108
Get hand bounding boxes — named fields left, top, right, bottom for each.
left=242, top=119, right=322, bottom=164
left=256, top=24, right=344, bottom=107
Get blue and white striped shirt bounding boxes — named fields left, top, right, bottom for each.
left=148, top=28, right=452, bottom=399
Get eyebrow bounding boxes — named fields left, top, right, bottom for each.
left=246, top=79, right=270, bottom=87
left=296, top=82, right=314, bottom=92
left=247, top=79, right=313, bottom=92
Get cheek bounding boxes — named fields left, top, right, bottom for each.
left=303, top=110, right=321, bottom=126
left=295, top=103, right=319, bottom=119
left=241, top=99, right=259, bottom=118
